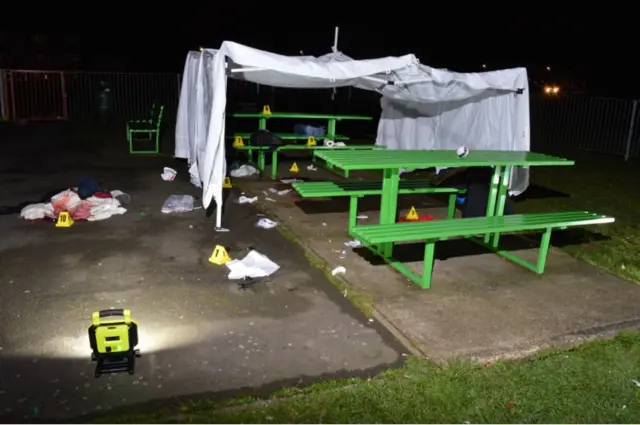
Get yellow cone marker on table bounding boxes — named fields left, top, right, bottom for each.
left=290, top=162, right=299, bottom=173
left=262, top=105, right=271, bottom=115
left=209, top=245, right=232, bottom=265
left=223, top=177, right=233, bottom=188
left=405, top=206, right=419, bottom=221
left=232, top=136, right=244, bottom=147
left=306, top=136, right=316, bottom=147
left=56, top=212, right=74, bottom=228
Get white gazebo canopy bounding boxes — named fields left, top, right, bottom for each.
left=175, top=41, right=530, bottom=229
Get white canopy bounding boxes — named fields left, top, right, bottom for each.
left=175, top=41, right=530, bottom=229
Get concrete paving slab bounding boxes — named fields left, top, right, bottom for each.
left=0, top=127, right=402, bottom=422
left=234, top=158, right=640, bottom=364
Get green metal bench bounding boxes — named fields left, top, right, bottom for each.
left=351, top=211, right=615, bottom=290
left=292, top=180, right=465, bottom=231
left=127, top=105, right=164, bottom=154
left=234, top=143, right=384, bottom=180
left=127, top=103, right=157, bottom=128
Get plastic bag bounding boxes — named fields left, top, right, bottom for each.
left=161, top=195, right=195, bottom=214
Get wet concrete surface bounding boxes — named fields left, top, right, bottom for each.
left=0, top=125, right=402, bottom=422
left=234, top=158, right=640, bottom=363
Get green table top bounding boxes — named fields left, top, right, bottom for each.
left=313, top=149, right=575, bottom=171
left=232, top=112, right=372, bottom=121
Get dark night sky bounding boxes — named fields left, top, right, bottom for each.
left=3, top=13, right=636, bottom=95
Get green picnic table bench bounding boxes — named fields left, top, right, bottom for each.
left=127, top=104, right=164, bottom=154
left=234, top=141, right=385, bottom=180
left=232, top=110, right=373, bottom=165
left=313, top=149, right=616, bottom=290
left=292, top=180, right=465, bottom=231
left=232, top=111, right=372, bottom=140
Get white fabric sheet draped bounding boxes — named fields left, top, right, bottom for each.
left=175, top=41, right=530, bottom=228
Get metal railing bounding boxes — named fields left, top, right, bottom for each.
left=530, top=95, right=640, bottom=160
left=1, top=68, right=639, bottom=160
left=1, top=70, right=181, bottom=124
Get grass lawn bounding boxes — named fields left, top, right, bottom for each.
left=516, top=150, right=640, bottom=282
left=96, top=151, right=640, bottom=424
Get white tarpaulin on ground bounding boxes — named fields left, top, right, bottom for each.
left=175, top=41, right=530, bottom=228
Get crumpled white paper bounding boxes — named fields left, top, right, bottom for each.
left=161, top=167, right=177, bottom=181
left=226, top=250, right=280, bottom=280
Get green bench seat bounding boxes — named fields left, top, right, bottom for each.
left=234, top=132, right=350, bottom=141
left=351, top=211, right=615, bottom=289
left=127, top=104, right=164, bottom=154
left=292, top=180, right=465, bottom=230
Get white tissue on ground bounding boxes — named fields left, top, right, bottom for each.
left=230, top=164, right=259, bottom=178
left=256, top=218, right=278, bottom=229
left=226, top=250, right=280, bottom=280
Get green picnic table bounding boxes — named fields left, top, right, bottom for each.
left=312, top=149, right=615, bottom=289
left=232, top=112, right=372, bottom=140
left=235, top=144, right=386, bottom=180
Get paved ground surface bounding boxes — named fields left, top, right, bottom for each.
left=234, top=155, right=640, bottom=363
left=0, top=124, right=402, bottom=422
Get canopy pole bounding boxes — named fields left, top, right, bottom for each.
left=331, top=26, right=340, bottom=101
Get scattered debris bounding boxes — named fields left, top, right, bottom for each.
left=332, top=266, right=346, bottom=276
left=161, top=167, right=177, bottom=181
left=344, top=240, right=362, bottom=248
left=161, top=195, right=195, bottom=213
left=277, top=189, right=291, bottom=196
left=230, top=164, right=259, bottom=177
left=226, top=250, right=280, bottom=280
left=356, top=214, right=368, bottom=219
left=265, top=197, right=276, bottom=202
left=307, top=164, right=318, bottom=171
left=256, top=218, right=278, bottom=229
left=280, top=178, right=302, bottom=184
left=238, top=195, right=258, bottom=204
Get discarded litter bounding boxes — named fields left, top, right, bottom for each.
left=632, top=379, right=640, bottom=388
left=215, top=227, right=230, bottom=232
left=265, top=197, right=276, bottom=202
left=344, top=240, right=362, bottom=248
left=226, top=250, right=280, bottom=280
left=356, top=214, right=368, bottom=219
left=280, top=179, right=302, bottom=184
left=307, top=165, right=318, bottom=171
left=230, top=164, right=259, bottom=178
left=332, top=266, right=346, bottom=276
left=161, top=167, right=177, bottom=181
left=161, top=195, right=195, bottom=213
left=256, top=218, right=278, bottom=229
left=277, top=189, right=291, bottom=196
left=238, top=196, right=258, bottom=204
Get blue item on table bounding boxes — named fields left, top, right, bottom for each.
left=294, top=123, right=326, bottom=137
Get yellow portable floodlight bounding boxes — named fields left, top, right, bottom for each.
left=88, top=309, right=140, bottom=377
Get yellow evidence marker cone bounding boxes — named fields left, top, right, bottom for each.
left=223, top=177, right=233, bottom=189
left=262, top=105, right=271, bottom=115
left=56, top=211, right=74, bottom=228
left=233, top=136, right=244, bottom=147
left=289, top=162, right=299, bottom=173
left=209, top=245, right=232, bottom=265
left=306, top=136, right=316, bottom=147
left=405, top=206, right=420, bottom=221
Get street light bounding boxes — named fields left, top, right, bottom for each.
left=544, top=85, right=560, bottom=95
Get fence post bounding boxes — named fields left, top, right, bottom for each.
left=624, top=100, right=638, bottom=161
